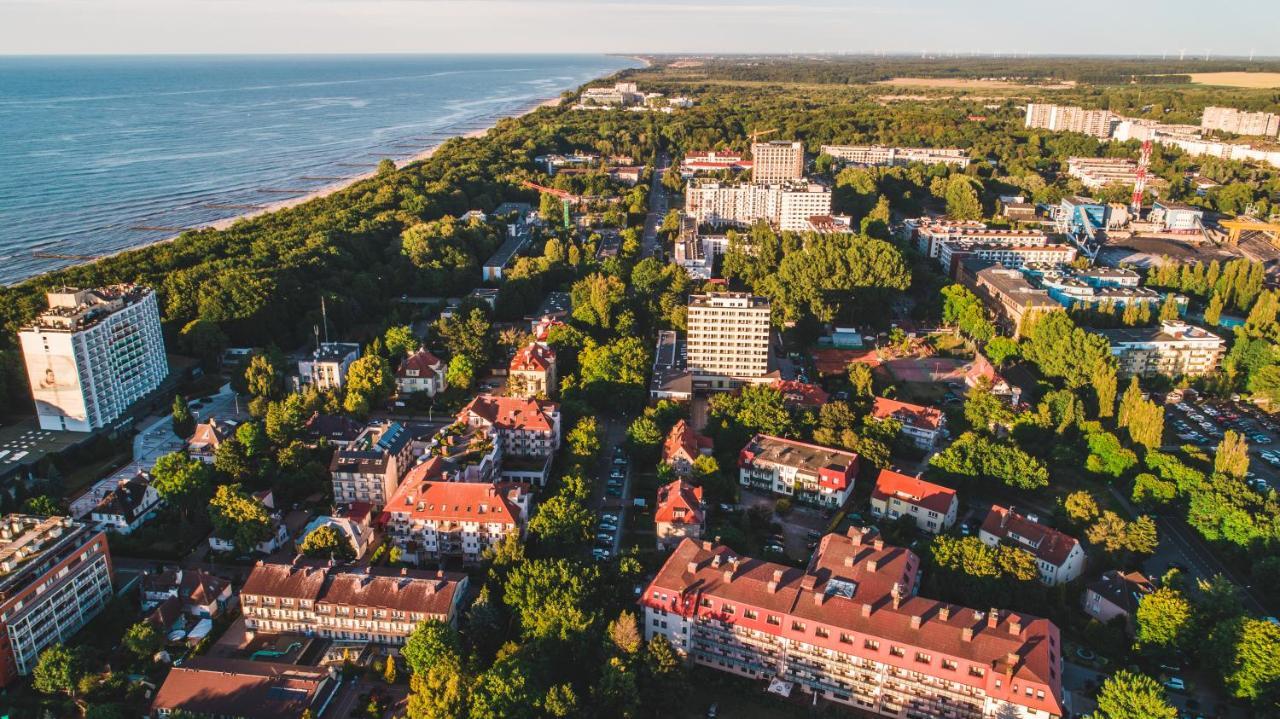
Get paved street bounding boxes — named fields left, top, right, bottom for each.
left=642, top=152, right=670, bottom=258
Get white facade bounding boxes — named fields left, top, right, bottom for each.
left=19, top=286, right=167, bottom=432
left=298, top=342, right=360, bottom=391
left=820, top=145, right=970, bottom=168
left=751, top=141, right=805, bottom=182
left=687, top=293, right=771, bottom=388
left=684, top=181, right=831, bottom=232
left=1201, top=106, right=1280, bottom=138
left=1024, top=104, right=1117, bottom=138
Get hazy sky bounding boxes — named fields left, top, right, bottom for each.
left=1, top=0, right=1277, bottom=56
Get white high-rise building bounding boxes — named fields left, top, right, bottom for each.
left=684, top=180, right=831, bottom=231
left=751, top=141, right=805, bottom=182
left=1201, top=106, right=1280, bottom=138
left=19, top=286, right=167, bottom=432
left=1024, top=103, right=1117, bottom=139
left=687, top=292, right=772, bottom=390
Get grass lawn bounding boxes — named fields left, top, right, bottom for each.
left=895, top=381, right=951, bottom=405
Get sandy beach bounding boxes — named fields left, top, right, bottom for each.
left=192, top=95, right=564, bottom=236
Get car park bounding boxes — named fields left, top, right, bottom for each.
left=593, top=548, right=611, bottom=561
left=596, top=532, right=614, bottom=544
left=764, top=543, right=786, bottom=554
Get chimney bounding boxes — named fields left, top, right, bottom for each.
left=801, top=575, right=817, bottom=592
left=687, top=561, right=699, bottom=574
left=938, top=605, right=951, bottom=621
left=891, top=582, right=903, bottom=610
left=873, top=538, right=884, bottom=550
left=722, top=568, right=734, bottom=583
left=843, top=555, right=854, bottom=567
left=711, top=554, right=722, bottom=567
left=1005, top=652, right=1019, bottom=674
left=962, top=627, right=974, bottom=642
left=848, top=526, right=863, bottom=544
left=988, top=608, right=1000, bottom=628
left=867, top=559, right=878, bottom=572
left=1009, top=617, right=1022, bottom=636
left=767, top=568, right=782, bottom=594
left=910, top=615, right=922, bottom=629
left=862, top=602, right=873, bottom=617
left=813, top=591, right=824, bottom=606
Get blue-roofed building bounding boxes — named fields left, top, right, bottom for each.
left=330, top=421, right=415, bottom=510
left=1057, top=196, right=1109, bottom=243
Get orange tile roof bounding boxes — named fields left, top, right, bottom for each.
left=662, top=419, right=713, bottom=465
left=241, top=558, right=465, bottom=616
left=871, top=396, right=943, bottom=431
left=980, top=505, right=1080, bottom=568
left=462, top=395, right=559, bottom=433
left=871, top=468, right=957, bottom=515
left=380, top=472, right=527, bottom=527
left=510, top=342, right=555, bottom=372
left=655, top=479, right=704, bottom=525
left=397, top=348, right=443, bottom=379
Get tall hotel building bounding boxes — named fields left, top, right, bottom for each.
left=642, top=529, right=1064, bottom=719
left=687, top=293, right=772, bottom=390
left=1201, top=106, right=1280, bottom=138
left=1024, top=104, right=1117, bottom=139
left=0, top=515, right=114, bottom=685
left=19, top=285, right=167, bottom=432
left=751, top=141, right=806, bottom=182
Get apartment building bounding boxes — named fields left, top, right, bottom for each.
left=957, top=261, right=1064, bottom=338
left=738, top=434, right=858, bottom=508
left=751, top=140, right=805, bottom=182
left=0, top=515, right=113, bottom=685
left=662, top=419, right=714, bottom=476
left=1024, top=103, right=1117, bottom=138
left=904, top=222, right=1049, bottom=263
left=870, top=469, right=959, bottom=534
left=870, top=397, right=947, bottom=450
left=579, top=81, right=642, bottom=107
left=459, top=395, right=561, bottom=457
left=381, top=468, right=530, bottom=565
left=684, top=180, right=833, bottom=232
left=820, top=145, right=970, bottom=169
left=1066, top=157, right=1139, bottom=191
left=19, top=285, right=167, bottom=432
left=1201, top=106, right=1280, bottom=138
left=330, top=421, right=414, bottom=509
left=240, top=558, right=468, bottom=644
left=938, top=241, right=1078, bottom=276
left=640, top=529, right=1064, bottom=719
left=298, top=342, right=361, bottom=391
left=508, top=342, right=557, bottom=398
left=687, top=293, right=772, bottom=389
left=395, top=348, right=446, bottom=397
left=152, top=657, right=341, bottom=719
left=979, top=506, right=1086, bottom=586
left=680, top=151, right=754, bottom=177
left=1097, top=321, right=1225, bottom=378
left=655, top=478, right=705, bottom=549
left=1023, top=265, right=1164, bottom=311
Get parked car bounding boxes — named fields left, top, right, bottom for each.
left=1163, top=677, right=1186, bottom=692
left=601, top=513, right=619, bottom=524
left=1252, top=434, right=1272, bottom=444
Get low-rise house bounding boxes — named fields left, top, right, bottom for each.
left=738, top=434, right=858, bottom=508
left=395, top=348, right=447, bottom=397
left=508, top=342, right=557, bottom=398
left=301, top=507, right=375, bottom=560
left=770, top=379, right=830, bottom=409
left=655, top=479, right=704, bottom=549
left=187, top=417, right=235, bottom=464
left=303, top=412, right=364, bottom=447
left=381, top=474, right=531, bottom=565
left=979, top=505, right=1087, bottom=586
left=298, top=342, right=361, bottom=391
left=89, top=473, right=162, bottom=534
left=152, top=657, right=341, bottom=719
left=869, top=469, right=959, bottom=534
left=142, top=568, right=232, bottom=619
left=208, top=513, right=290, bottom=556
left=661, top=419, right=713, bottom=476
left=1082, top=570, right=1155, bottom=633
left=240, top=558, right=468, bottom=643
left=870, top=397, right=947, bottom=450
left=330, top=421, right=414, bottom=509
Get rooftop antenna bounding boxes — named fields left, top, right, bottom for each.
left=313, top=324, right=320, bottom=352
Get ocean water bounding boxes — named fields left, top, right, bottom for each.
left=0, top=54, right=637, bottom=284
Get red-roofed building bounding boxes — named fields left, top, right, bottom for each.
left=655, top=479, right=705, bottom=549
left=679, top=151, right=753, bottom=177
left=380, top=474, right=530, bottom=565
left=662, top=419, right=713, bottom=476
left=396, top=348, right=446, bottom=397
left=739, top=434, right=858, bottom=508
left=241, top=558, right=468, bottom=644
left=770, top=379, right=830, bottom=408
left=152, top=657, right=339, bottom=719
left=965, top=352, right=1022, bottom=405
left=459, top=395, right=561, bottom=485
left=870, top=397, right=947, bottom=450
left=508, top=342, right=557, bottom=399
left=870, top=469, right=958, bottom=534
left=640, top=528, right=1065, bottom=719
left=980, top=506, right=1087, bottom=586
left=187, top=418, right=234, bottom=464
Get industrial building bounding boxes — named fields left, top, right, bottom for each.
left=19, top=285, right=168, bottom=432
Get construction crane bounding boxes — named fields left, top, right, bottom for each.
left=522, top=180, right=575, bottom=228
left=1131, top=138, right=1153, bottom=216
left=748, top=128, right=778, bottom=144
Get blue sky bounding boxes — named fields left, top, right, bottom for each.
left=1, top=0, right=1277, bottom=56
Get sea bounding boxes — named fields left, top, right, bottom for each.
left=0, top=54, right=638, bottom=285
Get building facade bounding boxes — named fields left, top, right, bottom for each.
left=640, top=530, right=1065, bottom=719
left=459, top=395, right=561, bottom=464
left=684, top=180, right=832, bottom=232
left=1024, top=103, right=1117, bottom=139
left=18, top=286, right=167, bottom=432
left=869, top=469, right=959, bottom=534
left=687, top=292, right=772, bottom=390
left=751, top=140, right=805, bottom=182
left=979, top=506, right=1086, bottom=586
left=330, top=421, right=414, bottom=509
left=662, top=419, right=714, bottom=475
left=957, top=262, right=1064, bottom=339
left=241, top=559, right=468, bottom=644
left=298, top=342, right=361, bottom=391
left=655, top=479, right=705, bottom=549
left=395, top=348, right=447, bottom=397
left=0, top=515, right=113, bottom=685
left=509, top=342, right=558, bottom=398
left=1097, top=321, right=1225, bottom=378
left=381, top=474, right=530, bottom=565
left=738, top=434, right=858, bottom=508
left=89, top=473, right=162, bottom=535
left=1201, top=106, right=1280, bottom=138
left=820, top=145, right=970, bottom=168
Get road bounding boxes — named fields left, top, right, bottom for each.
left=642, top=152, right=671, bottom=258
left=587, top=415, right=631, bottom=558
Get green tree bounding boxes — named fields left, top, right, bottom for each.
left=123, top=620, right=164, bottom=659
left=150, top=451, right=213, bottom=521
left=1134, top=587, right=1192, bottom=653
left=1092, top=670, right=1176, bottom=719
left=300, top=524, right=356, bottom=561
left=384, top=325, right=417, bottom=357
left=213, top=438, right=252, bottom=482
left=941, top=284, right=994, bottom=342
left=964, top=378, right=1013, bottom=431
left=343, top=352, right=393, bottom=416
left=846, top=361, right=874, bottom=398
left=22, top=495, right=60, bottom=516
left=503, top=558, right=601, bottom=641
left=208, top=484, right=271, bottom=554
left=1208, top=616, right=1280, bottom=703
left=244, top=353, right=283, bottom=400
left=984, top=337, right=1019, bottom=367
left=1214, top=430, right=1250, bottom=478
left=178, top=318, right=228, bottom=370
left=235, top=420, right=267, bottom=459
left=626, top=415, right=663, bottom=454
left=402, top=619, right=461, bottom=677
left=33, top=644, right=85, bottom=699
left=171, top=394, right=195, bottom=438
left=570, top=273, right=627, bottom=329
left=567, top=416, right=601, bottom=459
left=929, top=432, right=1048, bottom=489
left=528, top=477, right=594, bottom=550
left=435, top=307, right=491, bottom=363
left=469, top=649, right=536, bottom=719
left=446, top=354, right=476, bottom=392
left=1063, top=491, right=1099, bottom=525
left=383, top=655, right=398, bottom=684
left=265, top=393, right=308, bottom=445
left=944, top=175, right=982, bottom=220
left=1204, top=292, right=1225, bottom=326
left=408, top=658, right=469, bottom=719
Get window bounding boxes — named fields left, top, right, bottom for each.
left=864, top=639, right=879, bottom=651
left=815, top=627, right=829, bottom=639
left=889, top=646, right=905, bottom=658
left=767, top=615, right=781, bottom=626
left=700, top=598, right=712, bottom=608
left=722, top=604, right=734, bottom=615
left=941, top=660, right=957, bottom=671
left=1036, top=691, right=1045, bottom=700
left=839, top=633, right=853, bottom=645
left=791, top=621, right=806, bottom=632
left=969, top=667, right=985, bottom=678
left=915, top=652, right=930, bottom=664
left=744, top=610, right=758, bottom=620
